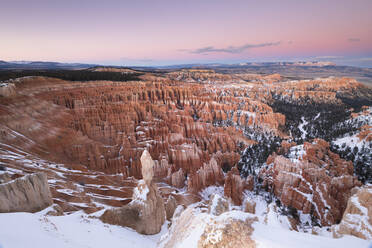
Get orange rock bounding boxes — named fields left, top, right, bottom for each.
left=224, top=167, right=244, bottom=205
left=260, top=139, right=361, bottom=226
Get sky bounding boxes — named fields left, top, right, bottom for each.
left=1, top=0, right=372, bottom=67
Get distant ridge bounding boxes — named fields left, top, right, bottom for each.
left=0, top=60, right=98, bottom=70
left=0, top=60, right=371, bottom=86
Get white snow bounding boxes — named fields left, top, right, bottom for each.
left=209, top=194, right=225, bottom=215
left=265, top=203, right=292, bottom=230
left=158, top=206, right=211, bottom=248
left=161, top=194, right=369, bottom=248
left=288, top=144, right=306, bottom=162
left=0, top=210, right=167, bottom=248
left=0, top=191, right=369, bottom=248
left=132, top=180, right=149, bottom=203
left=298, top=116, right=308, bottom=140
left=252, top=221, right=368, bottom=248
left=203, top=228, right=223, bottom=244
left=332, top=132, right=369, bottom=151
left=199, top=186, right=224, bottom=201
left=334, top=188, right=372, bottom=240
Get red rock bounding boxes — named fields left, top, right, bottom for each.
left=224, top=167, right=244, bottom=205
left=260, top=139, right=361, bottom=226
left=187, top=157, right=224, bottom=193
left=169, top=168, right=185, bottom=188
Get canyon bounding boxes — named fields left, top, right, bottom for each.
left=0, top=68, right=371, bottom=247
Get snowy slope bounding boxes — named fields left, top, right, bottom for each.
left=252, top=222, right=369, bottom=248
left=0, top=207, right=167, bottom=248
left=0, top=190, right=370, bottom=248
left=160, top=188, right=370, bottom=248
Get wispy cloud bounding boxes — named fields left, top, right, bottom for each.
left=348, top=38, right=361, bottom=42
left=179, top=42, right=281, bottom=54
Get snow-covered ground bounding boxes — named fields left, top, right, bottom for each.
left=331, top=107, right=371, bottom=163
left=298, top=116, right=308, bottom=140
left=0, top=188, right=370, bottom=248
left=166, top=188, right=371, bottom=248
left=332, top=132, right=370, bottom=151
left=252, top=222, right=369, bottom=248
left=0, top=207, right=168, bottom=248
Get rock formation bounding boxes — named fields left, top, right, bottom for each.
left=100, top=150, right=165, bottom=234
left=0, top=82, right=16, bottom=97
left=208, top=194, right=229, bottom=216
left=0, top=173, right=11, bottom=184
left=224, top=167, right=253, bottom=205
left=224, top=167, right=244, bottom=205
left=0, top=73, right=370, bottom=221
left=188, top=158, right=224, bottom=193
left=169, top=168, right=185, bottom=188
left=332, top=185, right=372, bottom=240
left=244, top=200, right=256, bottom=214
left=158, top=203, right=257, bottom=248
left=260, top=139, right=361, bottom=226
left=140, top=150, right=155, bottom=184
left=165, top=195, right=178, bottom=221
left=198, top=216, right=257, bottom=248
left=0, top=172, right=53, bottom=213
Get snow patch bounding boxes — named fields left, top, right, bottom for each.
left=0, top=210, right=167, bottom=248
left=199, top=186, right=224, bottom=201
left=132, top=180, right=149, bottom=203
left=298, top=116, right=308, bottom=140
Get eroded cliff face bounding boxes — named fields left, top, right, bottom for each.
left=100, top=150, right=165, bottom=235
left=332, top=185, right=372, bottom=240
left=0, top=75, right=286, bottom=182
left=36, top=78, right=279, bottom=177
left=260, top=139, right=361, bottom=226
left=0, top=72, right=370, bottom=233
left=0, top=172, right=52, bottom=213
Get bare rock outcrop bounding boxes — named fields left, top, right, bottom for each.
left=208, top=194, right=229, bottom=216
left=224, top=167, right=244, bottom=205
left=100, top=150, right=165, bottom=234
left=198, top=216, right=257, bottom=248
left=165, top=195, right=178, bottom=221
left=1, top=74, right=370, bottom=216
left=0, top=83, right=16, bottom=97
left=260, top=139, right=361, bottom=226
left=0, top=172, right=53, bottom=213
left=332, top=185, right=372, bottom=240
left=0, top=173, right=12, bottom=184
left=244, top=200, right=256, bottom=214
left=169, top=168, right=185, bottom=188
left=188, top=158, right=224, bottom=193
left=158, top=203, right=257, bottom=248
left=140, top=150, right=155, bottom=184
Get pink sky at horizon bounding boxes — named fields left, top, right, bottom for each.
left=1, top=0, right=372, bottom=66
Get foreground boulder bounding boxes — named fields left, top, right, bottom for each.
left=158, top=203, right=257, bottom=248
left=100, top=150, right=165, bottom=234
left=0, top=172, right=53, bottom=213
left=332, top=185, right=372, bottom=240
left=199, top=216, right=257, bottom=248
